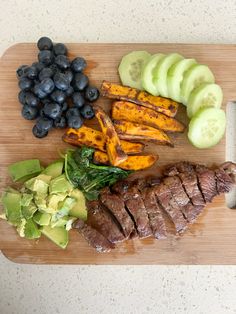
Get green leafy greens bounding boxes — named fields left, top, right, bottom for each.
left=64, top=147, right=131, bottom=200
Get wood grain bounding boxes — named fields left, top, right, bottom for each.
left=0, top=43, right=235, bottom=264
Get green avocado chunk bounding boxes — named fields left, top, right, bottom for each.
left=42, top=160, right=64, bottom=178
left=69, top=189, right=87, bottom=221
left=49, top=174, right=73, bottom=194
left=33, top=212, right=51, bottom=226
left=40, top=225, right=68, bottom=249
left=1, top=191, right=22, bottom=226
left=24, top=218, right=41, bottom=239
left=22, top=202, right=38, bottom=219
left=8, top=159, right=41, bottom=182
left=25, top=174, right=51, bottom=196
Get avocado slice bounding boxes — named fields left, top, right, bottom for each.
left=24, top=218, right=41, bottom=239
left=46, top=194, right=67, bottom=213
left=25, top=174, right=51, bottom=196
left=51, top=216, right=70, bottom=228
left=69, top=189, right=87, bottom=221
left=22, top=201, right=38, bottom=219
left=42, top=160, right=64, bottom=178
left=49, top=174, right=73, bottom=194
left=8, top=159, right=41, bottom=182
left=33, top=212, right=51, bottom=226
left=1, top=191, right=22, bottom=226
left=40, top=226, right=68, bottom=249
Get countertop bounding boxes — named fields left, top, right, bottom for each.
left=1, top=0, right=236, bottom=313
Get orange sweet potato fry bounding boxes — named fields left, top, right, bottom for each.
left=113, top=120, right=173, bottom=147
left=63, top=127, right=144, bottom=154
left=101, top=80, right=179, bottom=117
left=95, top=106, right=128, bottom=166
left=93, top=150, right=158, bottom=171
left=112, top=101, right=185, bottom=133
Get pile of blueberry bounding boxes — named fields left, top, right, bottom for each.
left=17, top=36, right=99, bottom=138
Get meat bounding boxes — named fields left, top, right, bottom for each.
left=153, top=183, right=188, bottom=233
left=142, top=187, right=167, bottom=239
left=73, top=161, right=236, bottom=253
left=73, top=219, right=115, bottom=253
left=100, top=187, right=134, bottom=238
left=195, top=165, right=217, bottom=202
left=86, top=200, right=125, bottom=243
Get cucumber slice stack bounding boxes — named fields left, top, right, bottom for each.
left=118, top=51, right=225, bottom=149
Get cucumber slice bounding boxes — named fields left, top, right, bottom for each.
left=167, top=58, right=197, bottom=102
left=153, top=53, right=183, bottom=98
left=188, top=107, right=226, bottom=149
left=141, top=53, right=165, bottom=96
left=118, top=51, right=151, bottom=90
left=187, top=83, right=223, bottom=118
left=181, top=64, right=215, bottom=105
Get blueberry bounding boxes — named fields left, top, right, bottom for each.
left=61, top=102, right=68, bottom=112
left=25, top=92, right=40, bottom=107
left=72, top=92, right=85, bottom=108
left=39, top=67, right=54, bottom=81
left=67, top=114, right=83, bottom=129
left=37, top=37, right=53, bottom=51
left=71, top=57, right=87, bottom=72
left=18, top=91, right=27, bottom=104
left=55, top=55, right=70, bottom=70
left=63, top=69, right=73, bottom=83
left=85, top=86, right=99, bottom=102
left=54, top=116, right=66, bottom=128
left=18, top=77, right=33, bottom=91
left=38, top=50, right=54, bottom=65
left=49, top=63, right=59, bottom=74
left=39, top=78, right=55, bottom=94
left=33, top=79, right=40, bottom=85
left=50, top=89, right=66, bottom=104
left=25, top=66, right=38, bottom=80
left=32, top=125, right=48, bottom=138
left=73, top=73, right=89, bottom=91
left=34, top=84, right=47, bottom=99
left=16, top=65, right=28, bottom=79
left=53, top=72, right=70, bottom=91
left=65, top=85, right=74, bottom=97
left=80, top=104, right=95, bottom=119
left=22, top=105, right=39, bottom=120
left=53, top=43, right=68, bottom=56
left=32, top=62, right=45, bottom=72
left=41, top=97, right=51, bottom=105
left=66, top=107, right=80, bottom=119
left=43, top=102, right=62, bottom=120
left=36, top=117, right=53, bottom=131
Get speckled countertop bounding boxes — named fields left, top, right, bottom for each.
left=1, top=1, right=236, bottom=313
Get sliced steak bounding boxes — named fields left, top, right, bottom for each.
left=73, top=219, right=115, bottom=253
left=195, top=165, right=217, bottom=202
left=142, top=187, right=167, bottom=239
left=111, top=179, right=131, bottom=195
left=153, top=183, right=188, bottom=233
left=215, top=168, right=234, bottom=194
left=86, top=200, right=125, bottom=243
left=163, top=176, right=199, bottom=222
left=100, top=187, right=134, bottom=238
left=124, top=186, right=153, bottom=238
left=220, top=162, right=236, bottom=183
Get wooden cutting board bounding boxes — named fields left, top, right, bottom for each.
left=0, top=43, right=236, bottom=265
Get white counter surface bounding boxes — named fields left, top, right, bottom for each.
left=1, top=1, right=236, bottom=313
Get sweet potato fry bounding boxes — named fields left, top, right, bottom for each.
left=63, top=127, right=144, bottom=154
left=112, top=101, right=185, bottom=133
left=114, top=120, right=173, bottom=147
left=95, top=106, right=128, bottom=166
left=101, top=80, right=179, bottom=117
left=93, top=151, right=158, bottom=171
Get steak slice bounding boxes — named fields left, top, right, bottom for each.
left=163, top=176, right=199, bottom=222
left=153, top=183, right=188, bottom=233
left=100, top=187, right=134, bottom=238
left=73, top=219, right=115, bottom=253
left=195, top=165, right=217, bottom=203
left=142, top=187, right=167, bottom=239
left=215, top=168, right=234, bottom=194
left=124, top=186, right=153, bottom=238
left=86, top=200, right=125, bottom=243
